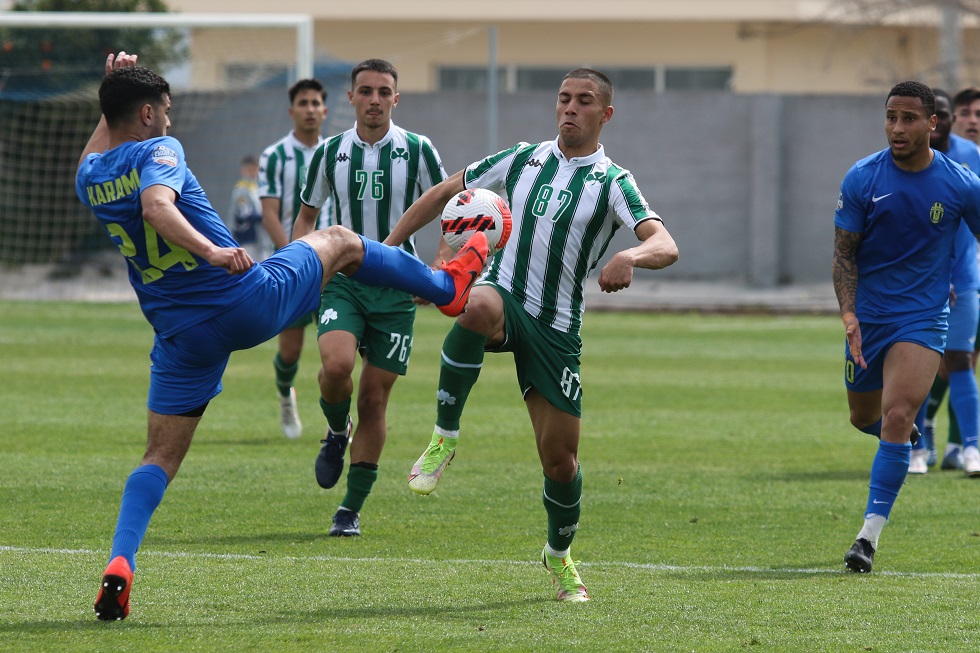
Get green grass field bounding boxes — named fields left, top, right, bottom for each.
left=2, top=300, right=979, bottom=652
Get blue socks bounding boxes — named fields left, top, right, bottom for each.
left=948, top=368, right=979, bottom=450
left=349, top=236, right=453, bottom=305
left=858, top=418, right=882, bottom=437
left=109, top=464, right=169, bottom=571
left=865, top=441, right=910, bottom=520
left=912, top=401, right=927, bottom=451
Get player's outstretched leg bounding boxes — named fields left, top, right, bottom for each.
left=348, top=232, right=488, bottom=316
left=436, top=232, right=488, bottom=317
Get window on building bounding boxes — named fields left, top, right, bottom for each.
left=437, top=65, right=732, bottom=93
left=438, top=67, right=508, bottom=92
left=664, top=67, right=732, bottom=91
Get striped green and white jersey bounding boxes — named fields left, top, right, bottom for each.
left=258, top=131, right=327, bottom=239
left=467, top=139, right=661, bottom=335
left=300, top=123, right=446, bottom=256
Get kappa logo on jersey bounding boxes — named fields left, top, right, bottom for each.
left=151, top=145, right=178, bottom=167
left=526, top=159, right=544, bottom=168
left=437, top=389, right=456, bottom=406
left=319, top=307, right=339, bottom=325
left=391, top=147, right=409, bottom=161
left=337, top=153, right=350, bottom=163
left=836, top=191, right=843, bottom=211
left=930, top=201, right=945, bottom=224
left=585, top=171, right=606, bottom=184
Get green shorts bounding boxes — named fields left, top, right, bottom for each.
left=285, top=311, right=316, bottom=330
left=484, top=283, right=583, bottom=417
left=317, top=274, right=416, bottom=375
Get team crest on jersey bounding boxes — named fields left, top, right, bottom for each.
left=585, top=171, right=606, bottom=184
left=930, top=201, right=945, bottom=224
left=391, top=147, right=409, bottom=161
left=151, top=145, right=178, bottom=167
left=836, top=191, right=843, bottom=211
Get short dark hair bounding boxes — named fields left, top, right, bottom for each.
left=241, top=154, right=258, bottom=166
left=350, top=59, right=398, bottom=89
left=953, top=86, right=980, bottom=109
left=288, top=78, right=326, bottom=104
left=933, top=88, right=951, bottom=106
left=562, top=68, right=614, bottom=106
left=99, top=66, right=170, bottom=128
left=886, top=81, right=935, bottom=115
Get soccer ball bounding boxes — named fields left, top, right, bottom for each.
left=440, top=188, right=512, bottom=255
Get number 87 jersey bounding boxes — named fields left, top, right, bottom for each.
left=76, top=135, right=261, bottom=338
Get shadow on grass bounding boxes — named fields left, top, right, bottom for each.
left=150, top=531, right=324, bottom=547
left=0, top=598, right=541, bottom=634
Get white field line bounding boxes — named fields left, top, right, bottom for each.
left=2, top=545, right=978, bottom=580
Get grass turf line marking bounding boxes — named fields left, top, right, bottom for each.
left=2, top=545, right=979, bottom=580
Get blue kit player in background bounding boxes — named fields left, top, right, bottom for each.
left=75, top=51, right=489, bottom=621
left=833, top=81, right=980, bottom=574
left=910, top=88, right=980, bottom=476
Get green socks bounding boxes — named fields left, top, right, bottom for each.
left=435, top=324, right=487, bottom=431
left=340, top=463, right=378, bottom=513
left=319, top=396, right=352, bottom=434
left=273, top=353, right=299, bottom=397
left=543, top=466, right=582, bottom=552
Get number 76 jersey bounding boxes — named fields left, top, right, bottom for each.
left=76, top=136, right=261, bottom=337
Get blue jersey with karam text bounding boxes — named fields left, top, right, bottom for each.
left=945, top=134, right=980, bottom=293
left=835, top=148, right=980, bottom=324
left=76, top=136, right=264, bottom=337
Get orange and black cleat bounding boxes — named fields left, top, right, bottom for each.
left=94, top=556, right=133, bottom=621
left=437, top=231, right=489, bottom=317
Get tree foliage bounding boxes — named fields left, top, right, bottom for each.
left=0, top=0, right=187, bottom=97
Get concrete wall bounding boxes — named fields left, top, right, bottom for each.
left=174, top=89, right=888, bottom=287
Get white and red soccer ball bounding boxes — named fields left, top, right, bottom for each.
left=440, top=188, right=512, bottom=255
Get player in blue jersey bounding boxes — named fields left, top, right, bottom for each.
left=76, top=52, right=489, bottom=621
left=833, top=81, right=980, bottom=574
left=910, top=89, right=980, bottom=476
left=921, top=86, right=980, bottom=470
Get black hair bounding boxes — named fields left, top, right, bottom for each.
left=887, top=81, right=935, bottom=115
left=98, top=66, right=170, bottom=128
left=953, top=86, right=980, bottom=109
left=288, top=78, right=327, bottom=104
left=562, top=68, right=614, bottom=105
left=350, top=59, right=398, bottom=89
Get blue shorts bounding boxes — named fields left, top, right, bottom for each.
left=948, top=289, right=979, bottom=352
left=844, top=318, right=946, bottom=393
left=148, top=241, right=322, bottom=414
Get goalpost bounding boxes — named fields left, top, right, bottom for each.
left=0, top=12, right=331, bottom=301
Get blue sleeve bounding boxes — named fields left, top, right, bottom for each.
left=834, top=164, right=867, bottom=233
left=962, top=175, right=980, bottom=236
left=138, top=137, right=186, bottom=196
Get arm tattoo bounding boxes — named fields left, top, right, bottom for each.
left=832, top=227, right=861, bottom=315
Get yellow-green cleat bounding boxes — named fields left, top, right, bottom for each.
left=542, top=547, right=590, bottom=603
left=408, top=431, right=457, bottom=495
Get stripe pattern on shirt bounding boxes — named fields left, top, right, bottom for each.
left=258, top=131, right=326, bottom=238
left=300, top=123, right=446, bottom=256
left=466, top=139, right=660, bottom=335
